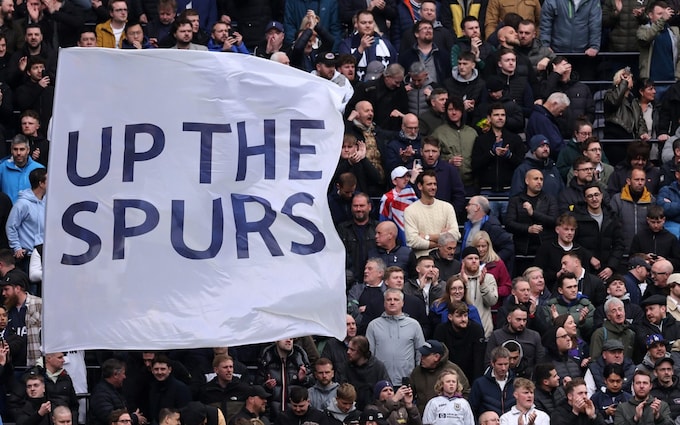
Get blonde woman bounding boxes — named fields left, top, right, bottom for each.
left=423, top=370, right=474, bottom=425
left=471, top=231, right=511, bottom=306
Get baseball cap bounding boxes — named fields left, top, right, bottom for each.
left=655, top=356, right=674, bottom=368
left=629, top=257, right=651, bottom=271
left=390, top=166, right=409, bottom=181
left=365, top=61, right=385, bottom=81
left=646, top=334, right=666, bottom=349
left=265, top=21, right=284, bottom=33
left=317, top=51, right=337, bottom=66
left=418, top=340, right=445, bottom=356
left=360, top=408, right=388, bottom=425
left=0, top=270, right=28, bottom=290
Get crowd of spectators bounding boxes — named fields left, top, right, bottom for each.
left=1, top=0, right=680, bottom=425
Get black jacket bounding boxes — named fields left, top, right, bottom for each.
left=505, top=190, right=558, bottom=256
left=433, top=319, right=486, bottom=381
left=147, top=376, right=192, bottom=423
left=630, top=227, right=680, bottom=270
left=573, top=207, right=625, bottom=274
left=471, top=128, right=525, bottom=192
left=345, top=356, right=390, bottom=410
left=198, top=376, right=251, bottom=421
left=345, top=78, right=409, bottom=132
left=89, top=380, right=137, bottom=425
left=336, top=219, right=378, bottom=283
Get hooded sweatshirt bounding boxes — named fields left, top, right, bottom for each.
left=6, top=188, right=45, bottom=255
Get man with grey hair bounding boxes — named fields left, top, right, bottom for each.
left=526, top=92, right=571, bottom=159
left=366, top=288, right=425, bottom=383
left=404, top=62, right=434, bottom=116
left=429, top=232, right=460, bottom=281
left=269, top=51, right=290, bottom=65
left=348, top=257, right=387, bottom=334
left=590, top=295, right=636, bottom=359
left=346, top=63, right=409, bottom=131
left=460, top=195, right=515, bottom=271
left=0, top=134, right=45, bottom=203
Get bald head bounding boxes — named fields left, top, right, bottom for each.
left=525, top=169, right=542, bottom=182
left=355, top=101, right=374, bottom=127
left=479, top=411, right=500, bottom=425
left=375, top=221, right=398, bottom=250
left=402, top=113, right=418, bottom=126
left=498, top=26, right=519, bottom=47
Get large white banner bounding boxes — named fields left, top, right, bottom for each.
left=43, top=49, right=347, bottom=351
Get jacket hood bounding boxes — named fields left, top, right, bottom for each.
left=501, top=339, right=524, bottom=363
left=17, top=188, right=40, bottom=203
left=451, top=67, right=479, bottom=83
left=326, top=397, right=357, bottom=414
left=522, top=152, right=555, bottom=168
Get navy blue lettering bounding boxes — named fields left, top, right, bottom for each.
left=289, top=120, right=323, bottom=180
left=123, top=124, right=165, bottom=182
left=231, top=194, right=283, bottom=259
left=183, top=123, right=232, bottom=184
left=66, top=128, right=112, bottom=186
left=281, top=192, right=326, bottom=254
left=170, top=199, right=224, bottom=259
left=112, top=200, right=160, bottom=259
left=61, top=201, right=102, bottom=265
left=236, top=120, right=275, bottom=181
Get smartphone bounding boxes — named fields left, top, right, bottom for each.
left=414, top=159, right=422, bottom=168
left=402, top=377, right=411, bottom=386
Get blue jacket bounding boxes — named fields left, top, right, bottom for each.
left=460, top=215, right=515, bottom=268
left=284, top=0, right=341, bottom=51
left=539, top=0, right=601, bottom=52
left=525, top=104, right=566, bottom=158
left=658, top=181, right=680, bottom=221
left=510, top=154, right=564, bottom=198
left=430, top=299, right=482, bottom=326
left=383, top=133, right=422, bottom=173
left=6, top=189, right=44, bottom=255
left=206, top=38, right=249, bottom=53
left=176, top=0, right=217, bottom=33
left=0, top=157, right=44, bottom=203
left=469, top=367, right=516, bottom=416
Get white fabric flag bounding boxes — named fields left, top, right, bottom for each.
left=43, top=49, right=347, bottom=351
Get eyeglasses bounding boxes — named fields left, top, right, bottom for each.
left=577, top=167, right=595, bottom=172
left=113, top=8, right=127, bottom=11
left=587, top=147, right=602, bottom=152
left=585, top=193, right=601, bottom=199
left=652, top=271, right=669, bottom=276
left=577, top=131, right=592, bottom=136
